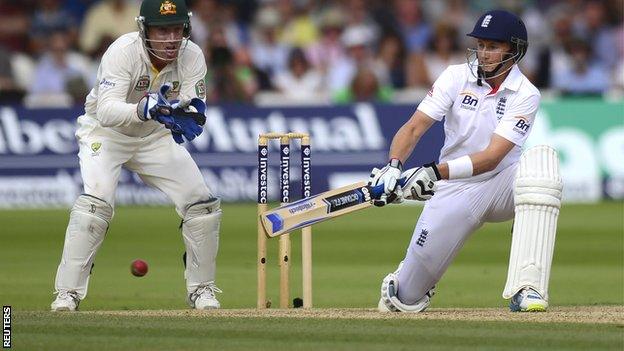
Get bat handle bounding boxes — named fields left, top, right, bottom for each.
left=369, top=177, right=407, bottom=199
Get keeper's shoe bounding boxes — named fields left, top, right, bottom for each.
left=509, top=288, right=548, bottom=312
left=188, top=282, right=222, bottom=310
left=51, top=291, right=80, bottom=312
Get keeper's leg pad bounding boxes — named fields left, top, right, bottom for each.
left=503, top=145, right=563, bottom=300
left=182, top=198, right=222, bottom=294
left=54, top=195, right=113, bottom=299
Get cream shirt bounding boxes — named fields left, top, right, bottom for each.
left=83, top=32, right=207, bottom=137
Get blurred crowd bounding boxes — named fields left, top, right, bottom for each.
left=0, top=0, right=622, bottom=107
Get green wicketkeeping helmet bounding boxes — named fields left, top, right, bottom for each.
left=138, top=0, right=191, bottom=27
left=136, top=0, right=192, bottom=61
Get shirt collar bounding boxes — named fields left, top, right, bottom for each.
left=466, top=64, right=523, bottom=92
left=499, top=65, right=522, bottom=92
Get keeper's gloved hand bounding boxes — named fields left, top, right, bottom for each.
left=401, top=162, right=441, bottom=201
left=169, top=98, right=206, bottom=144
left=137, top=83, right=174, bottom=123
left=367, top=158, right=404, bottom=207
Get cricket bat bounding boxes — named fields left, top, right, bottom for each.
left=260, top=178, right=406, bottom=238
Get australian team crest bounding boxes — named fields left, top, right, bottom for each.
left=134, top=75, right=150, bottom=91
left=160, top=0, right=177, bottom=15
left=91, top=142, right=102, bottom=156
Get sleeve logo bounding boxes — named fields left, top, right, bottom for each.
left=513, top=116, right=531, bottom=135
left=195, top=80, right=206, bottom=99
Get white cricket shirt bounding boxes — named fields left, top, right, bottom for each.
left=417, top=64, right=540, bottom=182
left=83, top=32, right=207, bottom=137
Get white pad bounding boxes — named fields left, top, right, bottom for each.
left=503, top=145, right=563, bottom=300
left=54, top=195, right=113, bottom=299
left=182, top=198, right=222, bottom=294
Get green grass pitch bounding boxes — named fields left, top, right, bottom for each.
left=1, top=202, right=622, bottom=350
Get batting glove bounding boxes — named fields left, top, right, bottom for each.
left=401, top=162, right=441, bottom=201
left=368, top=158, right=404, bottom=207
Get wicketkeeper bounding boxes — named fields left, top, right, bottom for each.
left=369, top=10, right=563, bottom=312
left=51, top=0, right=222, bottom=311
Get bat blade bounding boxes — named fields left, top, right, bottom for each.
left=260, top=181, right=374, bottom=237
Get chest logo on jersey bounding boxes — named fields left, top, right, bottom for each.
left=134, top=75, right=150, bottom=91
left=513, top=116, right=531, bottom=135
left=459, top=91, right=479, bottom=111
left=496, top=96, right=507, bottom=120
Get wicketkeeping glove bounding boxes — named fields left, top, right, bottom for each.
left=168, top=98, right=206, bottom=144
left=401, top=162, right=441, bottom=201
left=137, top=83, right=174, bottom=122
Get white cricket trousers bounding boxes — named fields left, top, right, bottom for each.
left=397, top=163, right=517, bottom=304
left=76, top=115, right=213, bottom=215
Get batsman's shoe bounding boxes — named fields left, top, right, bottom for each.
left=509, top=288, right=548, bottom=312
left=188, top=282, right=222, bottom=310
left=377, top=272, right=434, bottom=313
left=51, top=291, right=80, bottom=311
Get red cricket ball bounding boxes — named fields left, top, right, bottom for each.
left=130, top=259, right=148, bottom=277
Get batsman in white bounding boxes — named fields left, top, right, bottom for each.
left=51, top=0, right=222, bottom=311
left=369, top=10, right=563, bottom=313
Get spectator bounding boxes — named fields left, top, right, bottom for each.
left=79, top=0, right=141, bottom=57
left=28, top=28, right=93, bottom=104
left=0, top=1, right=32, bottom=53
left=206, top=27, right=258, bottom=103
left=30, top=0, right=79, bottom=55
left=334, top=66, right=392, bottom=103
left=0, top=45, right=23, bottom=102
left=277, top=0, right=318, bottom=48
left=375, top=32, right=407, bottom=88
left=191, top=0, right=243, bottom=52
left=272, top=47, right=323, bottom=101
left=573, top=0, right=619, bottom=70
left=249, top=6, right=290, bottom=82
left=392, top=0, right=431, bottom=54
left=552, top=38, right=609, bottom=96
left=327, top=25, right=388, bottom=96
left=533, top=4, right=576, bottom=88
left=189, top=0, right=220, bottom=52
left=408, top=22, right=463, bottom=87
left=344, top=0, right=380, bottom=44
left=306, top=6, right=347, bottom=74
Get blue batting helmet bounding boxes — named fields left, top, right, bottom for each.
left=467, top=10, right=528, bottom=63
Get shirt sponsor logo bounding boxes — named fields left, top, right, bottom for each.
left=160, top=0, right=177, bottom=15
left=513, top=116, right=531, bottom=135
left=99, top=78, right=116, bottom=89
left=459, top=91, right=479, bottom=111
left=134, top=75, right=150, bottom=91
